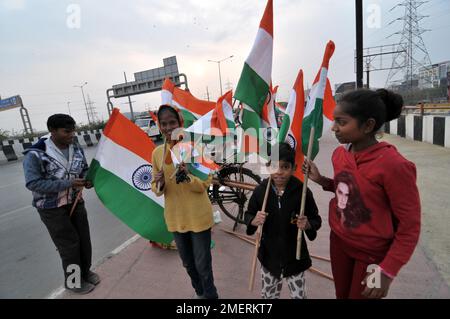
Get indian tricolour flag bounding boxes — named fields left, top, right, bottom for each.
left=234, top=0, right=273, bottom=157
left=170, top=142, right=215, bottom=181
left=86, top=108, right=173, bottom=244
left=278, top=70, right=305, bottom=181
left=185, top=91, right=237, bottom=165
left=234, top=0, right=272, bottom=112
left=161, top=78, right=215, bottom=128
left=185, top=90, right=235, bottom=137
left=302, top=40, right=336, bottom=160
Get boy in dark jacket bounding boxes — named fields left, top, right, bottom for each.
left=245, top=142, right=321, bottom=299
left=23, top=114, right=100, bottom=294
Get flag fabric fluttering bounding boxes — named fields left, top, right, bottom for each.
left=170, top=142, right=214, bottom=181
left=234, top=0, right=274, bottom=158
left=161, top=78, right=215, bottom=128
left=278, top=70, right=306, bottom=181
left=86, top=108, right=173, bottom=244
left=302, top=40, right=336, bottom=160
left=185, top=90, right=235, bottom=137
left=234, top=0, right=273, bottom=111
left=184, top=90, right=236, bottom=164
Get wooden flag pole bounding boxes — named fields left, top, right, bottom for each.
left=157, top=139, right=167, bottom=192
left=248, top=176, right=272, bottom=291
left=221, top=227, right=334, bottom=282
left=221, top=228, right=331, bottom=262
left=296, top=126, right=315, bottom=260
left=69, top=188, right=84, bottom=218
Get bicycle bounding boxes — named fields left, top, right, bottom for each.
left=208, top=162, right=261, bottom=231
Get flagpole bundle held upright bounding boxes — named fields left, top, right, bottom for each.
left=295, top=40, right=335, bottom=259
left=248, top=176, right=272, bottom=291
left=296, top=127, right=314, bottom=260
left=232, top=0, right=275, bottom=291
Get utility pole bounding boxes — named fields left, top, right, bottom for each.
left=87, top=94, right=97, bottom=122
left=206, top=86, right=210, bottom=101
left=208, top=55, right=233, bottom=96
left=355, top=0, right=364, bottom=88
left=124, top=71, right=135, bottom=121
left=74, top=82, right=91, bottom=124
left=67, top=101, right=72, bottom=116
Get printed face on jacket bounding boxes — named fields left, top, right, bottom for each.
left=336, top=182, right=349, bottom=210
left=334, top=171, right=372, bottom=229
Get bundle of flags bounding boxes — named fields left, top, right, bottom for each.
left=184, top=90, right=237, bottom=163
left=278, top=41, right=336, bottom=180
left=161, top=78, right=215, bottom=128
left=170, top=142, right=215, bottom=181
left=185, top=90, right=235, bottom=137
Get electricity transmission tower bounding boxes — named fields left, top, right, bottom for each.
left=385, top=0, right=433, bottom=89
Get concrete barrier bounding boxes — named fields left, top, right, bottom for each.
left=385, top=114, right=450, bottom=149
left=0, top=130, right=103, bottom=164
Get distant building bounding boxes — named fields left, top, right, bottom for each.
left=418, top=60, right=450, bottom=89
left=447, top=71, right=450, bottom=101
left=334, top=81, right=356, bottom=101
left=335, top=81, right=356, bottom=94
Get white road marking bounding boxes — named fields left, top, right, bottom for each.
left=0, top=205, right=32, bottom=220
left=46, top=234, right=140, bottom=299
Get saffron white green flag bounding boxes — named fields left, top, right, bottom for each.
left=302, top=40, right=335, bottom=160
left=170, top=142, right=214, bottom=181
left=161, top=78, right=215, bottom=128
left=86, top=109, right=173, bottom=244
left=234, top=0, right=273, bottom=112
left=234, top=0, right=274, bottom=157
left=185, top=90, right=235, bottom=136
left=278, top=70, right=306, bottom=181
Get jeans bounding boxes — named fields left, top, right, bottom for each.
left=173, top=229, right=218, bottom=299
left=38, top=202, right=92, bottom=284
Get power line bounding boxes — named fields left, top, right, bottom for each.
left=386, top=0, right=433, bottom=88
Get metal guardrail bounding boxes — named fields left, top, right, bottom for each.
left=403, top=103, right=450, bottom=116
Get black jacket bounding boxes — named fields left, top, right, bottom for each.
left=245, top=176, right=321, bottom=278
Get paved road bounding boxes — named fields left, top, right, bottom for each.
left=0, top=147, right=135, bottom=298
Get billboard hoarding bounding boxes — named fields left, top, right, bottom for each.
left=0, top=95, right=23, bottom=112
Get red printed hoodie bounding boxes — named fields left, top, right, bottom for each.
left=323, top=142, right=421, bottom=277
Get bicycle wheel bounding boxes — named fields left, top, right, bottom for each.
left=212, top=166, right=261, bottom=226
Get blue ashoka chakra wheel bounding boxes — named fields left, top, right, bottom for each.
left=132, top=164, right=153, bottom=191
left=287, top=133, right=297, bottom=150
left=263, top=127, right=275, bottom=142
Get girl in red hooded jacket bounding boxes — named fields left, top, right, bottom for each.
left=303, top=88, right=421, bottom=299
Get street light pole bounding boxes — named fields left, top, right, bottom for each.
left=208, top=55, right=233, bottom=96
left=74, top=82, right=91, bottom=125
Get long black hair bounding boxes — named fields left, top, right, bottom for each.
left=339, top=88, right=404, bottom=133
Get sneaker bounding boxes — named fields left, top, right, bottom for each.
left=192, top=293, right=205, bottom=299
left=83, top=271, right=101, bottom=285
left=65, top=280, right=95, bottom=295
